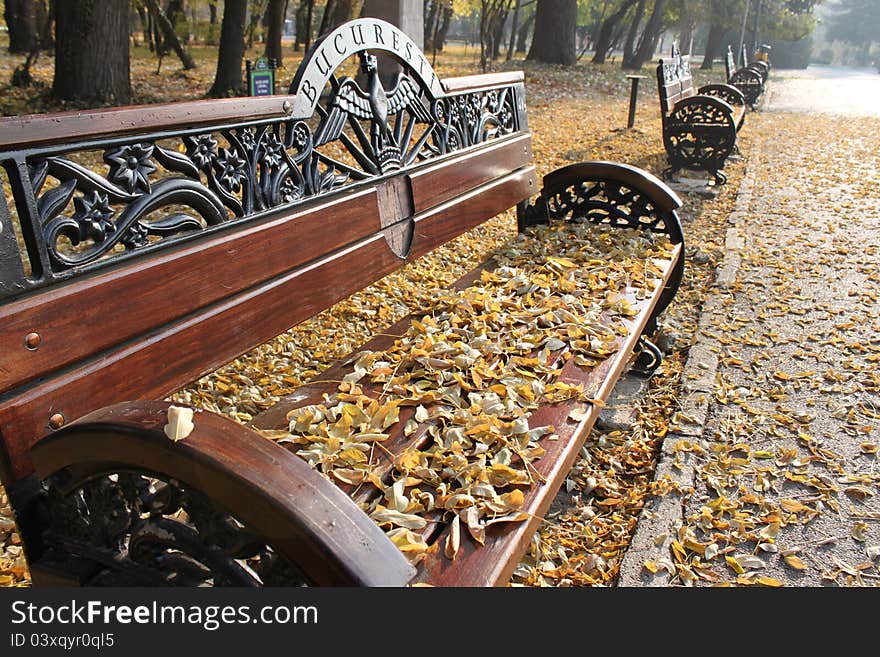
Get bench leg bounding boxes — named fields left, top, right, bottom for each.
left=630, top=335, right=664, bottom=377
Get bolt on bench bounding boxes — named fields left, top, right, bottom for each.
left=0, top=18, right=685, bottom=587
left=656, top=47, right=743, bottom=186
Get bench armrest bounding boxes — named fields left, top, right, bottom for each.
left=670, top=93, right=737, bottom=120
left=698, top=83, right=747, bottom=107
left=520, top=161, right=685, bottom=331
left=30, top=400, right=416, bottom=586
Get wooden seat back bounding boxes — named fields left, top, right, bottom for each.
left=0, top=18, right=537, bottom=485
left=656, top=53, right=696, bottom=117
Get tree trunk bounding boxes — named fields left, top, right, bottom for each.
left=436, top=4, right=453, bottom=52
left=490, top=3, right=510, bottom=60
left=628, top=0, right=667, bottom=69
left=53, top=0, right=130, bottom=105
left=5, top=0, right=38, bottom=54
left=264, top=0, right=287, bottom=65
left=38, top=0, right=55, bottom=49
left=527, top=0, right=577, bottom=65
left=137, top=5, right=151, bottom=50
left=506, top=0, right=520, bottom=61
left=247, top=0, right=268, bottom=48
left=516, top=9, right=533, bottom=53
left=700, top=23, right=725, bottom=70
left=621, top=0, right=646, bottom=68
left=424, top=0, right=439, bottom=51
left=209, top=0, right=248, bottom=97
left=209, top=1, right=217, bottom=23
left=591, top=0, right=637, bottom=64
left=147, top=0, right=197, bottom=69
left=304, top=0, right=315, bottom=51
left=319, top=0, right=354, bottom=36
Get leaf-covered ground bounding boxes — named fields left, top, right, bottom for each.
left=12, top=41, right=868, bottom=586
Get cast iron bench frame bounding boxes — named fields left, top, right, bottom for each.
left=0, top=18, right=685, bottom=587
left=656, top=47, right=742, bottom=186
left=725, top=45, right=766, bottom=110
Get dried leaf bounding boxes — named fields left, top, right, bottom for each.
left=164, top=405, right=195, bottom=442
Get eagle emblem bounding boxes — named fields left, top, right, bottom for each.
left=313, top=52, right=434, bottom=174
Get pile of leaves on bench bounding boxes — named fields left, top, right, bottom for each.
left=255, top=220, right=675, bottom=565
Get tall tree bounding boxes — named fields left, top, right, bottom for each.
left=621, top=0, right=647, bottom=68
left=626, top=0, right=667, bottom=69
left=318, top=0, right=357, bottom=36
left=209, top=0, right=248, bottom=97
left=528, top=0, right=578, bottom=64
left=146, top=0, right=197, bottom=70
left=516, top=7, right=535, bottom=53
left=53, top=0, right=130, bottom=105
left=506, top=0, right=521, bottom=60
left=264, top=0, right=289, bottom=64
left=4, top=0, right=38, bottom=54
left=591, top=0, right=638, bottom=64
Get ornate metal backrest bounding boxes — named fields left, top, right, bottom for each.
left=656, top=51, right=694, bottom=116
left=725, top=45, right=736, bottom=79
left=0, top=18, right=533, bottom=484
left=0, top=18, right=526, bottom=300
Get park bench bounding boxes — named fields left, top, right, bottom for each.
left=724, top=45, right=765, bottom=110
left=0, top=18, right=684, bottom=587
left=656, top=49, right=743, bottom=185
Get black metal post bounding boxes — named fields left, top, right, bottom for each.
left=626, top=75, right=645, bottom=128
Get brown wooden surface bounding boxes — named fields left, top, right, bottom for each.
left=409, top=134, right=532, bottom=214
left=255, top=243, right=682, bottom=587
left=0, top=188, right=379, bottom=396
left=441, top=71, right=524, bottom=94
left=28, top=400, right=416, bottom=586
left=1, top=138, right=532, bottom=398
left=1, top=167, right=535, bottom=482
left=0, top=96, right=301, bottom=151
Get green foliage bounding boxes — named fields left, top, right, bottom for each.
left=824, top=0, right=880, bottom=46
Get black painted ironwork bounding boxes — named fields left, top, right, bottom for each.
left=724, top=45, right=765, bottom=110
left=518, top=168, right=685, bottom=374
left=656, top=54, right=738, bottom=186
left=0, top=18, right=523, bottom=301
left=38, top=470, right=307, bottom=586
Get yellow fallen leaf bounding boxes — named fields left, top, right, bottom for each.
left=784, top=555, right=808, bottom=571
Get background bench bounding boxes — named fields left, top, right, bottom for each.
left=725, top=45, right=766, bottom=110
left=0, top=18, right=685, bottom=587
left=656, top=48, right=741, bottom=185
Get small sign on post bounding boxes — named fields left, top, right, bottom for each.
left=246, top=57, right=276, bottom=97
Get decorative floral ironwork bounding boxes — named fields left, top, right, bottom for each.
left=184, top=134, right=218, bottom=170
left=72, top=191, right=116, bottom=243
left=214, top=148, right=248, bottom=193
left=5, top=42, right=523, bottom=288
left=105, top=143, right=156, bottom=194
left=41, top=471, right=308, bottom=586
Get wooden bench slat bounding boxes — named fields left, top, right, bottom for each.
left=0, top=188, right=380, bottom=396
left=0, top=167, right=535, bottom=482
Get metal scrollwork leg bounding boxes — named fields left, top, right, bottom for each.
left=39, top=471, right=309, bottom=587
left=630, top=335, right=663, bottom=378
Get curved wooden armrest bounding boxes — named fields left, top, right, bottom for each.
left=542, top=161, right=682, bottom=215
left=698, top=83, right=747, bottom=106
left=29, top=400, right=416, bottom=587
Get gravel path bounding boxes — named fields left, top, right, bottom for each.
left=619, top=76, right=880, bottom=586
